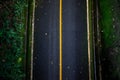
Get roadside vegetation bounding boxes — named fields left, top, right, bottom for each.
left=99, top=0, right=120, bottom=79
left=99, top=0, right=114, bottom=48
left=0, top=0, right=27, bottom=80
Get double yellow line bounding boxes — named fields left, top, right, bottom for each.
left=59, top=0, right=63, bottom=80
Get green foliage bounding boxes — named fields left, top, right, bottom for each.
left=0, top=0, right=27, bottom=80
left=99, top=0, right=114, bottom=48
left=99, top=0, right=120, bottom=79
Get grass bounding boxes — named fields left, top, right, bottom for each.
left=99, top=0, right=114, bottom=48
left=99, top=0, right=120, bottom=79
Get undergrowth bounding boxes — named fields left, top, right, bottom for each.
left=99, top=0, right=120, bottom=79
left=0, top=0, right=27, bottom=80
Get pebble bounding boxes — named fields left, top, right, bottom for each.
left=67, top=66, right=70, bottom=69
left=80, top=71, right=82, bottom=74
left=101, top=30, right=104, bottom=33
left=44, top=12, right=47, bottom=15
left=34, top=57, right=37, bottom=59
left=50, top=61, right=54, bottom=64
left=2, top=59, right=6, bottom=62
left=113, top=18, right=115, bottom=21
left=37, top=18, right=39, bottom=21
left=45, top=33, right=48, bottom=36
left=78, top=3, right=80, bottom=6
left=113, top=25, right=115, bottom=28
left=48, top=0, right=51, bottom=3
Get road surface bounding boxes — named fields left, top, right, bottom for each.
left=33, top=0, right=88, bottom=80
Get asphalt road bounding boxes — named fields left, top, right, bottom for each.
left=33, top=0, right=88, bottom=80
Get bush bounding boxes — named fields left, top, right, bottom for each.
left=0, top=0, right=27, bottom=80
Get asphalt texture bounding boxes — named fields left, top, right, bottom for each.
left=33, top=0, right=88, bottom=80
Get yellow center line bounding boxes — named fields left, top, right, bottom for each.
left=59, top=0, right=63, bottom=80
